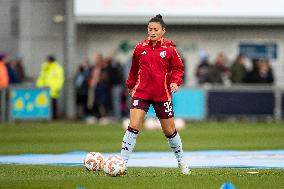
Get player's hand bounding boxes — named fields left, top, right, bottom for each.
left=128, top=89, right=133, bottom=96
left=170, top=83, right=179, bottom=93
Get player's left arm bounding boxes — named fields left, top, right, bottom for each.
left=126, top=45, right=140, bottom=94
left=170, top=47, right=184, bottom=92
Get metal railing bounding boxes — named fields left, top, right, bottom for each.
left=0, top=89, right=7, bottom=123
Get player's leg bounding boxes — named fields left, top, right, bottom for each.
left=154, top=101, right=190, bottom=175
left=121, top=98, right=149, bottom=166
left=159, top=118, right=190, bottom=175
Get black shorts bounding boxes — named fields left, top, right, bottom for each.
left=130, top=97, right=174, bottom=119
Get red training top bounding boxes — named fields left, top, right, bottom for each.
left=127, top=38, right=184, bottom=101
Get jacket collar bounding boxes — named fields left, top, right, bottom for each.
left=143, top=37, right=165, bottom=47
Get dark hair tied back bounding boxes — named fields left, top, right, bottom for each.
left=149, top=14, right=166, bottom=29
left=156, top=14, right=162, bottom=19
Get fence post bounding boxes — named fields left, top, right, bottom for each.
left=0, top=89, right=7, bottom=123
left=274, top=86, right=282, bottom=122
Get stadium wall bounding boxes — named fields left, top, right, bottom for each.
left=0, top=0, right=19, bottom=57
left=17, top=0, right=65, bottom=79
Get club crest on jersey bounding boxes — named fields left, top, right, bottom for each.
left=133, top=100, right=139, bottom=106
left=160, top=51, right=166, bottom=58
left=141, top=51, right=147, bottom=55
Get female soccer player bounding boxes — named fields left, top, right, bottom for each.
left=120, top=14, right=190, bottom=175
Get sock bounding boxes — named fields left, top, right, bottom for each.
left=166, top=130, right=184, bottom=163
left=121, top=126, right=139, bottom=164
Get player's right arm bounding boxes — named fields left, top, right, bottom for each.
left=126, top=44, right=140, bottom=95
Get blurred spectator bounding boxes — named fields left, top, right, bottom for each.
left=245, top=58, right=274, bottom=84
left=210, top=52, right=231, bottom=85
left=37, top=55, right=64, bottom=119
left=86, top=53, right=103, bottom=118
left=74, top=58, right=90, bottom=119
left=0, top=53, right=9, bottom=89
left=255, top=59, right=274, bottom=84
left=86, top=53, right=111, bottom=122
left=6, top=60, right=21, bottom=84
left=105, top=56, right=124, bottom=121
left=244, top=58, right=259, bottom=83
left=13, top=58, right=26, bottom=82
left=195, top=50, right=212, bottom=84
left=229, top=54, right=247, bottom=83
left=93, top=59, right=111, bottom=120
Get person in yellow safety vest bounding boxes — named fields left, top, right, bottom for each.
left=0, top=53, right=9, bottom=89
left=37, top=55, right=64, bottom=119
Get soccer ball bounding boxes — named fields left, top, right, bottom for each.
left=84, top=152, right=105, bottom=172
left=103, top=155, right=126, bottom=176
left=144, top=117, right=161, bottom=130
left=174, top=118, right=186, bottom=130
left=122, top=118, right=130, bottom=130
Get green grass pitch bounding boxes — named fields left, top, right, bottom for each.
left=0, top=121, right=283, bottom=188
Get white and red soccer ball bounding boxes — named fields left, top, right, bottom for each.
left=103, top=155, right=126, bottom=176
left=84, top=152, right=126, bottom=176
left=84, top=152, right=105, bottom=171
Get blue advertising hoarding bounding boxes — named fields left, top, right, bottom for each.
left=208, top=90, right=275, bottom=117
left=147, top=88, right=205, bottom=120
left=10, top=88, right=51, bottom=120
